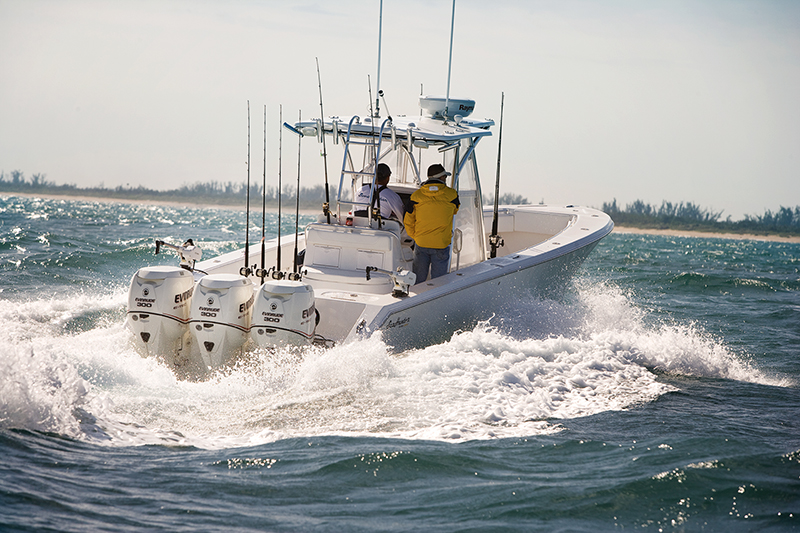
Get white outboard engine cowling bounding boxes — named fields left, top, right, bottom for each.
left=126, top=265, right=194, bottom=356
left=251, top=279, right=316, bottom=348
left=190, top=274, right=254, bottom=369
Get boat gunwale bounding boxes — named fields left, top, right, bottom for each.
left=357, top=205, right=614, bottom=339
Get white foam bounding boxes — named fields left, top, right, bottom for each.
left=0, top=283, right=788, bottom=448
left=0, top=290, right=125, bottom=341
left=0, top=341, right=93, bottom=439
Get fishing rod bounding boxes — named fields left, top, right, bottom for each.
left=366, top=76, right=381, bottom=226
left=241, top=100, right=252, bottom=277
left=257, top=104, right=267, bottom=283
left=274, top=104, right=284, bottom=280
left=367, top=75, right=376, bottom=161
left=489, top=92, right=505, bottom=259
left=291, top=109, right=302, bottom=280
left=316, top=57, right=331, bottom=224
left=379, top=89, right=392, bottom=122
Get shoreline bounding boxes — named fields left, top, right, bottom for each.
left=5, top=192, right=798, bottom=244
left=612, top=225, right=800, bottom=244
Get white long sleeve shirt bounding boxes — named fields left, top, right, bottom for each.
left=355, top=184, right=405, bottom=221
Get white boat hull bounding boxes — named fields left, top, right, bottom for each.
left=361, top=236, right=601, bottom=351
left=191, top=204, right=612, bottom=352
left=333, top=205, right=610, bottom=350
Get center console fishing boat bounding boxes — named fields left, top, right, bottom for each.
left=126, top=93, right=612, bottom=376
left=125, top=4, right=613, bottom=377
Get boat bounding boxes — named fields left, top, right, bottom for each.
left=124, top=7, right=613, bottom=377
left=125, top=97, right=612, bottom=374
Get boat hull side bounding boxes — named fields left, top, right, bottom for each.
left=364, top=239, right=600, bottom=352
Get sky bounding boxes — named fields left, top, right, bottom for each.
left=1, top=0, right=798, bottom=220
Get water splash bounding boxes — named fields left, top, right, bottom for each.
left=1, top=279, right=785, bottom=449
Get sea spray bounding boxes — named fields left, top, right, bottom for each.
left=0, top=278, right=787, bottom=448
left=0, top=341, right=95, bottom=439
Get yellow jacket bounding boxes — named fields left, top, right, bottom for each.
left=404, top=179, right=460, bottom=249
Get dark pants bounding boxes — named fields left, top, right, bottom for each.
left=413, top=245, right=451, bottom=283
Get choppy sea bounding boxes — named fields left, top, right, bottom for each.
left=1, top=194, right=798, bottom=532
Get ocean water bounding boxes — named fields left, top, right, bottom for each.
left=1, top=194, right=798, bottom=532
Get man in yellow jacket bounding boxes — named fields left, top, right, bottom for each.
left=404, top=163, right=460, bottom=283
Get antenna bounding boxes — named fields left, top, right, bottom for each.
left=444, top=0, right=456, bottom=123
left=375, top=0, right=383, bottom=118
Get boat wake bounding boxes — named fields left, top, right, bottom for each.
left=0, top=282, right=787, bottom=448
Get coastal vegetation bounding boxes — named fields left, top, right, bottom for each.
left=0, top=170, right=334, bottom=209
left=602, top=199, right=800, bottom=237
left=3, top=170, right=798, bottom=236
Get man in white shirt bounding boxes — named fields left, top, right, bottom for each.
left=354, top=163, right=405, bottom=221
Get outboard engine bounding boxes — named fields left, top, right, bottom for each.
left=189, top=273, right=254, bottom=369
left=251, top=279, right=316, bottom=348
left=126, top=265, right=195, bottom=357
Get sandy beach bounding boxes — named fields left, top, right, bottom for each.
left=612, top=225, right=800, bottom=244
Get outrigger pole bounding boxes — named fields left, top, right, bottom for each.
left=490, top=92, right=505, bottom=259
left=316, top=57, right=331, bottom=224
left=241, top=100, right=252, bottom=277
left=444, top=0, right=456, bottom=123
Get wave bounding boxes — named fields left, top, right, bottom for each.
left=0, top=282, right=788, bottom=449
left=668, top=271, right=789, bottom=293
